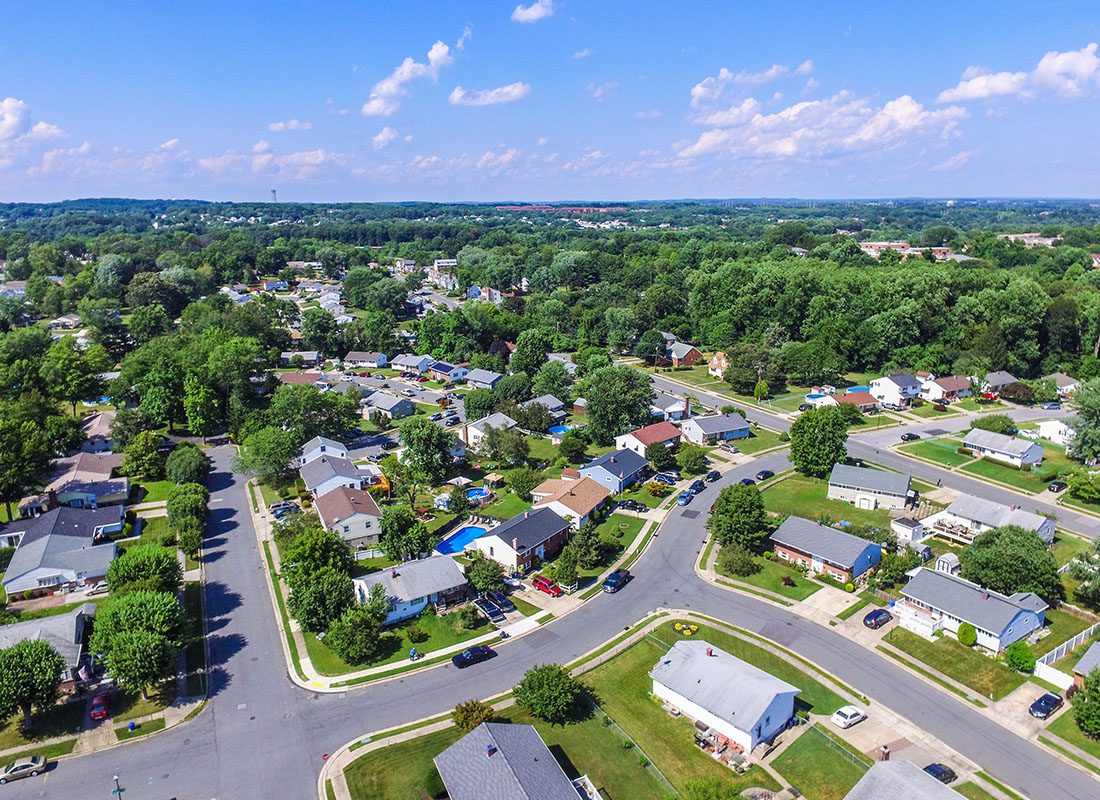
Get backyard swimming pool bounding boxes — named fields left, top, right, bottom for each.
left=465, top=487, right=491, bottom=503
left=436, top=525, right=488, bottom=555
left=548, top=424, right=571, bottom=435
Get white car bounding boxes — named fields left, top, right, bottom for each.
left=831, top=705, right=867, bottom=729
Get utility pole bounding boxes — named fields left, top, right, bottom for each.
left=111, top=774, right=125, bottom=796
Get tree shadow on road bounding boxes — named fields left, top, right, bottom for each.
left=205, top=633, right=248, bottom=697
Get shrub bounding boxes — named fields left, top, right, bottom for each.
left=178, top=526, right=202, bottom=558
left=514, top=664, right=585, bottom=724
left=844, top=582, right=855, bottom=593
left=458, top=605, right=482, bottom=630
left=165, top=443, right=210, bottom=485
left=451, top=699, right=494, bottom=731
left=325, top=607, right=383, bottom=665
left=957, top=622, right=977, bottom=647
left=159, top=532, right=177, bottom=548
left=406, top=625, right=429, bottom=643
left=717, top=543, right=760, bottom=577
left=1004, top=641, right=1036, bottom=673
left=0, top=546, right=15, bottom=570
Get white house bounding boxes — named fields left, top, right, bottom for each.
left=962, top=428, right=1044, bottom=467
left=650, top=640, right=799, bottom=753
left=681, top=413, right=750, bottom=446
left=464, top=412, right=518, bottom=450
left=920, top=375, right=972, bottom=402
left=344, top=351, right=388, bottom=369
left=465, top=368, right=503, bottom=391
left=827, top=464, right=911, bottom=510
left=314, top=487, right=382, bottom=550
left=531, top=477, right=611, bottom=529
left=869, top=374, right=922, bottom=408
left=1038, top=419, right=1075, bottom=448
left=614, top=421, right=682, bottom=455
left=298, top=436, right=349, bottom=467
left=472, top=508, right=571, bottom=573
left=353, top=556, right=468, bottom=624
left=651, top=391, right=691, bottom=421
left=299, top=456, right=367, bottom=497
left=924, top=493, right=1055, bottom=545
left=391, top=353, right=435, bottom=374
left=1045, top=372, right=1079, bottom=398
left=1, top=507, right=122, bottom=596
left=429, top=362, right=469, bottom=384
left=708, top=351, right=729, bottom=379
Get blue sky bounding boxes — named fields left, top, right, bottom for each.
left=2, top=1, right=1099, bottom=201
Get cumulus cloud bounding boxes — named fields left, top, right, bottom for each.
left=373, top=126, right=400, bottom=149
left=449, top=81, right=532, bottom=106
left=933, top=149, right=980, bottom=171
left=938, top=42, right=1100, bottom=102
left=512, top=0, right=553, bottom=23
left=198, top=147, right=341, bottom=180
left=690, top=59, right=814, bottom=108
left=268, top=118, right=312, bottom=131
left=476, top=147, right=520, bottom=171
left=697, top=97, right=761, bottom=126
left=573, top=49, right=591, bottom=60
left=362, top=37, right=458, bottom=116
left=563, top=148, right=609, bottom=171
left=587, top=81, right=618, bottom=101
left=252, top=139, right=271, bottom=153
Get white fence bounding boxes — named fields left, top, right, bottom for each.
left=1036, top=619, right=1100, bottom=667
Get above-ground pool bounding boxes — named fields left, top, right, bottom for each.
left=436, top=525, right=488, bottom=555
left=848, top=386, right=869, bottom=393
left=548, top=424, right=571, bottom=435
left=465, top=487, right=491, bottom=502
left=805, top=393, right=825, bottom=401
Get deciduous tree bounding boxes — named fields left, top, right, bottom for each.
left=708, top=484, right=768, bottom=549
left=789, top=406, right=848, bottom=477
left=961, top=525, right=1063, bottom=604
left=514, top=664, right=585, bottom=724
left=0, top=640, right=66, bottom=729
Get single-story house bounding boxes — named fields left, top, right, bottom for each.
left=920, top=375, right=972, bottom=402
left=708, top=351, right=729, bottom=379
left=365, top=391, right=414, bottom=419
left=1073, top=642, right=1100, bottom=689
left=298, top=435, right=348, bottom=467
left=899, top=567, right=1047, bottom=653
left=666, top=341, right=703, bottom=367
left=983, top=370, right=1019, bottom=394
left=433, top=722, right=589, bottom=800
left=262, top=280, right=289, bottom=292
left=276, top=370, right=326, bottom=387
left=22, top=451, right=128, bottom=516
left=466, top=368, right=503, bottom=391
left=962, top=428, right=1043, bottom=467
left=681, top=412, right=750, bottom=446
left=299, top=455, right=367, bottom=497
left=651, top=391, right=692, bottom=421
left=81, top=410, right=115, bottom=453
left=531, top=477, right=611, bottom=529
left=1, top=507, right=122, bottom=596
left=344, top=351, right=388, bottom=369
left=1046, top=371, right=1080, bottom=397
left=845, top=760, right=966, bottom=800
left=353, top=555, right=468, bottom=624
left=650, top=640, right=799, bottom=753
left=519, top=394, right=566, bottom=422
left=770, top=515, right=882, bottom=583
left=831, top=391, right=880, bottom=414
left=615, top=421, right=682, bottom=456
left=1038, top=419, right=1075, bottom=448
left=924, top=493, right=1055, bottom=545
left=391, top=353, right=435, bottom=374
left=869, top=374, right=922, bottom=408
left=0, top=603, right=97, bottom=687
left=315, top=487, right=382, bottom=549
left=464, top=412, right=518, bottom=450
left=429, top=361, right=468, bottom=384
left=48, top=314, right=82, bottom=330
left=827, top=464, right=911, bottom=511
left=279, top=350, right=321, bottom=367
left=547, top=352, right=577, bottom=376
left=472, top=507, right=571, bottom=573
left=578, top=448, right=648, bottom=493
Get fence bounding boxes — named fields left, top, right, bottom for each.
left=1037, top=620, right=1100, bottom=667
left=589, top=700, right=678, bottom=797
left=804, top=724, right=870, bottom=771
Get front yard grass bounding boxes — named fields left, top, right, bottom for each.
left=1032, top=608, right=1096, bottom=658
left=524, top=435, right=560, bottom=465
left=762, top=474, right=892, bottom=529
left=898, top=438, right=972, bottom=468
left=132, top=480, right=174, bottom=504
left=882, top=628, right=1026, bottom=700
left=772, top=725, right=869, bottom=800
left=735, top=426, right=786, bottom=454
left=959, top=447, right=1076, bottom=493
left=956, top=397, right=1005, bottom=413
left=908, top=403, right=960, bottom=419
left=1047, top=710, right=1100, bottom=763
left=115, top=717, right=166, bottom=740
left=716, top=549, right=823, bottom=602
left=617, top=483, right=667, bottom=509
left=955, top=782, right=1000, bottom=800
left=481, top=489, right=531, bottom=519
left=0, top=701, right=85, bottom=751
left=113, top=683, right=177, bottom=720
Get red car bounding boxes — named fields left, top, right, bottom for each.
left=89, top=692, right=111, bottom=721
left=416, top=376, right=429, bottom=383
left=358, top=371, right=372, bottom=377
left=532, top=576, right=562, bottom=597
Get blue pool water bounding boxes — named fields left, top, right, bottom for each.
left=465, top=487, right=491, bottom=500
left=548, top=424, right=571, bottom=435
left=436, top=525, right=488, bottom=555
left=806, top=393, right=825, bottom=400
left=849, top=385, right=869, bottom=393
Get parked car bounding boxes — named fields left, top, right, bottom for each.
left=417, top=376, right=429, bottom=382
left=900, top=432, right=921, bottom=442
left=504, top=576, right=526, bottom=590
left=445, top=417, right=460, bottom=426
left=451, top=645, right=495, bottom=669
left=272, top=505, right=300, bottom=520
left=797, top=403, right=812, bottom=412
left=618, top=499, right=647, bottom=512
left=430, top=412, right=442, bottom=420
left=381, top=440, right=400, bottom=450
left=652, top=474, right=676, bottom=486
left=706, top=470, right=721, bottom=483
left=923, top=764, right=958, bottom=785
left=830, top=705, right=866, bottom=729
left=0, top=756, right=46, bottom=784
left=603, top=569, right=631, bottom=593
left=719, top=443, right=739, bottom=454
left=863, top=609, right=893, bottom=629
left=268, top=500, right=295, bottom=513
left=1042, top=402, right=1062, bottom=410
left=658, top=470, right=682, bottom=482
left=676, top=491, right=694, bottom=506
left=401, top=388, right=417, bottom=397
left=755, top=469, right=774, bottom=481
left=86, top=581, right=109, bottom=596
left=485, top=590, right=516, bottom=614
left=1028, top=692, right=1064, bottom=719
left=739, top=478, right=756, bottom=486
left=532, top=576, right=562, bottom=597
left=1049, top=480, right=1068, bottom=493
left=472, top=597, right=505, bottom=623
left=688, top=479, right=706, bottom=495
left=89, top=692, right=111, bottom=721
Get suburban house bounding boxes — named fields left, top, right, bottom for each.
left=344, top=351, right=388, bottom=369
left=531, top=476, right=611, bottom=529
left=898, top=566, right=1047, bottom=653
left=681, top=412, right=750, bottom=446
left=831, top=391, right=879, bottom=414
left=924, top=493, right=1055, bottom=545
left=983, top=370, right=1019, bottom=394
left=465, top=368, right=503, bottom=391
left=650, top=640, right=799, bottom=753
left=391, top=353, right=435, bottom=374
left=429, top=361, right=468, bottom=384
left=464, top=412, right=519, bottom=449
left=364, top=391, right=414, bottom=419
left=48, top=314, right=82, bottom=330
left=315, top=487, right=382, bottom=550
left=615, top=421, right=682, bottom=456
left=519, top=394, right=566, bottom=422
left=547, top=352, right=577, bottom=376
left=869, top=374, right=922, bottom=408
left=0, top=603, right=97, bottom=687
left=261, top=279, right=289, bottom=292
left=962, top=428, right=1044, bottom=467
left=845, top=760, right=966, bottom=800
left=279, top=350, right=321, bottom=367
left=434, top=722, right=598, bottom=800
left=769, top=515, right=882, bottom=583
left=298, top=435, right=349, bottom=467
left=276, top=371, right=326, bottom=387
left=1, top=507, right=122, bottom=596
left=353, top=556, right=468, bottom=624
left=299, top=456, right=367, bottom=497
left=1046, top=371, right=1080, bottom=397
left=21, top=451, right=129, bottom=516
left=920, top=375, right=972, bottom=402
left=1073, top=643, right=1100, bottom=689
left=651, top=391, right=692, bottom=421
left=1037, top=419, right=1075, bottom=448
left=708, top=351, right=730, bottom=379
left=827, top=464, right=911, bottom=510
left=890, top=517, right=925, bottom=547
left=666, top=341, right=704, bottom=367
left=578, top=448, right=648, bottom=493
left=472, top=507, right=571, bottom=573
left=81, top=410, right=115, bottom=453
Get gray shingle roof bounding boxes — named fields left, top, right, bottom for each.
left=901, top=568, right=1047, bottom=635
left=584, top=448, right=647, bottom=477
left=470, top=412, right=518, bottom=433
left=883, top=373, right=922, bottom=389
left=770, top=516, right=879, bottom=569
left=943, top=494, right=1050, bottom=534
left=828, top=464, right=910, bottom=497
left=0, top=602, right=96, bottom=670
left=367, top=392, right=411, bottom=412
left=491, top=507, right=570, bottom=552
left=2, top=508, right=120, bottom=590
left=521, top=394, right=564, bottom=412
left=301, top=436, right=346, bottom=456
left=354, top=555, right=466, bottom=603
left=1074, top=642, right=1100, bottom=677
left=466, top=368, right=503, bottom=385
left=985, top=370, right=1018, bottom=388
left=649, top=640, right=798, bottom=733
left=433, top=722, right=579, bottom=800
left=691, top=412, right=749, bottom=435
left=299, top=455, right=361, bottom=489
left=962, top=428, right=1037, bottom=458
left=1046, top=371, right=1078, bottom=389
left=845, top=760, right=965, bottom=800
left=668, top=341, right=699, bottom=359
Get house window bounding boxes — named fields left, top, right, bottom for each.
left=343, top=526, right=350, bottom=533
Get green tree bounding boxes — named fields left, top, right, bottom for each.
left=106, top=545, right=183, bottom=595
left=570, top=522, right=606, bottom=569
left=266, top=383, right=360, bottom=443
left=555, top=545, right=579, bottom=587
left=462, top=389, right=497, bottom=422
left=287, top=566, right=354, bottom=633
left=645, top=441, right=677, bottom=472
left=558, top=433, right=588, bottom=464
left=708, top=484, right=769, bottom=549
left=235, top=426, right=298, bottom=486
left=165, top=443, right=209, bottom=485
left=324, top=606, right=383, bottom=665
left=379, top=505, right=433, bottom=562
left=753, top=379, right=770, bottom=401
left=1071, top=379, right=1100, bottom=462
left=479, top=424, right=529, bottom=467
left=957, top=622, right=977, bottom=647
left=580, top=365, right=654, bottom=444
left=1073, top=668, right=1100, bottom=738
left=0, top=640, right=66, bottom=728
left=128, top=303, right=172, bottom=343
left=299, top=308, right=341, bottom=356
left=467, top=557, right=505, bottom=592
left=633, top=329, right=667, bottom=364
left=109, top=407, right=155, bottom=450
left=451, top=698, right=495, bottom=731
left=510, top=328, right=552, bottom=377
left=40, top=338, right=105, bottom=415
left=398, top=416, right=455, bottom=485
left=0, top=418, right=50, bottom=520
left=512, top=400, right=553, bottom=433
left=960, top=525, right=1063, bottom=603
left=166, top=483, right=208, bottom=529
left=676, top=443, right=708, bottom=475
left=970, top=414, right=1017, bottom=436
left=717, top=543, right=760, bottom=577
left=514, top=664, right=585, bottom=724
left=183, top=375, right=219, bottom=441
left=1066, top=468, right=1100, bottom=503
left=532, top=360, right=573, bottom=401
left=106, top=628, right=178, bottom=699
left=1004, top=641, right=1036, bottom=673
left=120, top=430, right=167, bottom=480
left=506, top=467, right=543, bottom=501
left=178, top=524, right=202, bottom=558
left=789, top=406, right=848, bottom=477
left=282, top=527, right=354, bottom=589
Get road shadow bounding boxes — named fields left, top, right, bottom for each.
left=205, top=632, right=248, bottom=697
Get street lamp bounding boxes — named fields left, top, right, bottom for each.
left=112, top=775, right=124, bottom=796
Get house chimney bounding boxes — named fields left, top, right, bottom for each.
left=706, top=647, right=713, bottom=657
left=512, top=537, right=519, bottom=550
left=486, top=744, right=496, bottom=758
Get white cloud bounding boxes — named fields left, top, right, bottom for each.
left=0, top=97, right=66, bottom=170
left=512, top=0, right=553, bottom=23
left=252, top=139, right=271, bottom=153
left=25, top=121, right=63, bottom=141
left=536, top=137, right=549, bottom=146
left=938, top=42, right=1100, bottom=102
left=268, top=118, right=312, bottom=131
left=361, top=37, right=458, bottom=116
left=198, top=147, right=341, bottom=180
left=587, top=81, right=618, bottom=101
left=373, top=126, right=400, bottom=149
left=476, top=147, right=520, bottom=171
left=634, top=108, right=663, bottom=119
left=0, top=98, right=31, bottom=141
left=933, top=149, right=980, bottom=171
left=456, top=25, right=472, bottom=50
left=690, top=60, right=814, bottom=108
left=563, top=149, right=609, bottom=171
left=449, top=82, right=532, bottom=106
left=698, top=97, right=761, bottom=126
left=404, top=134, right=414, bottom=142
left=573, top=49, right=591, bottom=60
left=28, top=141, right=92, bottom=176
left=410, top=154, right=442, bottom=169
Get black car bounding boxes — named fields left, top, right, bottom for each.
left=862, top=609, right=893, bottom=629
left=706, top=470, right=721, bottom=482
left=755, top=469, right=774, bottom=481
left=900, top=432, right=921, bottom=442
left=485, top=590, right=516, bottom=614
left=603, top=569, right=631, bottom=593
left=797, top=403, right=812, bottom=412
left=381, top=440, right=400, bottom=450
left=739, top=477, right=756, bottom=486
left=618, top=499, right=647, bottom=512
left=472, top=597, right=505, bottom=623
left=1049, top=480, right=1068, bottom=493
left=452, top=645, right=495, bottom=668
left=923, top=764, right=958, bottom=785
left=1029, top=692, right=1064, bottom=719
left=689, top=479, right=705, bottom=495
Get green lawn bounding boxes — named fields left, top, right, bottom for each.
left=617, top=482, right=668, bottom=509
left=908, top=403, right=960, bottom=419
left=115, top=717, right=166, bottom=740
left=718, top=550, right=823, bottom=601
left=1047, top=710, right=1100, bottom=762
left=763, top=474, right=892, bottom=529
left=956, top=397, right=1005, bottom=413
left=113, top=683, right=177, bottom=720
left=575, top=514, right=646, bottom=583
left=898, top=437, right=972, bottom=468
left=883, top=628, right=1026, bottom=700
left=955, top=782, right=1000, bottom=800
left=481, top=489, right=531, bottom=519
left=958, top=446, right=1077, bottom=493
left=772, top=726, right=869, bottom=800
left=0, top=702, right=85, bottom=751
left=524, top=435, right=560, bottom=465
left=132, top=480, right=174, bottom=504
left=836, top=590, right=888, bottom=621
left=735, top=426, right=786, bottom=454
left=259, top=480, right=302, bottom=508
left=1032, top=608, right=1096, bottom=658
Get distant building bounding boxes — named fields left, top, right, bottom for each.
left=924, top=493, right=1055, bottom=546
left=680, top=412, right=750, bottom=446
left=344, top=351, right=388, bottom=369
left=578, top=448, right=648, bottom=493
left=962, top=429, right=1043, bottom=468
left=615, top=421, right=682, bottom=455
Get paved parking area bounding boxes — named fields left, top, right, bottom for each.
left=993, top=682, right=1054, bottom=739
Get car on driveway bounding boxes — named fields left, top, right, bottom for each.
left=900, top=432, right=921, bottom=442
left=1048, top=480, right=1068, bottom=493
left=618, top=499, right=647, bottom=512
left=445, top=417, right=460, bottom=426
left=0, top=756, right=46, bottom=784
left=1042, top=402, right=1062, bottom=410
left=485, top=590, right=516, bottom=614
left=86, top=580, right=109, bottom=596
left=652, top=474, right=676, bottom=486
left=381, top=440, right=400, bottom=450
left=532, top=576, right=562, bottom=597
left=797, top=403, right=812, bottom=412
left=451, top=645, right=495, bottom=669
left=719, top=444, right=739, bottom=454
left=603, top=569, right=630, bottom=593
left=739, top=477, right=756, bottom=486
left=473, top=597, right=505, bottom=623
left=755, top=469, right=774, bottom=481
left=923, top=764, right=957, bottom=784
left=830, top=705, right=867, bottom=729
left=89, top=692, right=111, bottom=722
left=658, top=470, right=682, bottom=482
left=1029, top=692, right=1064, bottom=719
left=706, top=470, right=721, bottom=482
left=862, top=609, right=893, bottom=629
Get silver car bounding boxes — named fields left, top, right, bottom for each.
left=0, top=756, right=46, bottom=783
